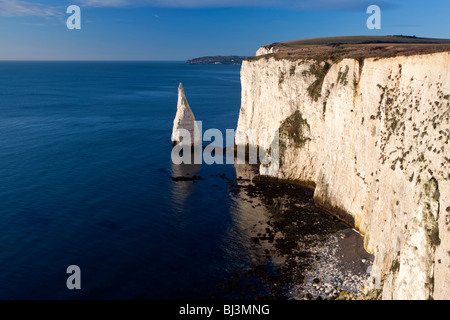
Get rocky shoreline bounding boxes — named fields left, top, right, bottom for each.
left=213, top=165, right=376, bottom=300
left=172, top=161, right=376, bottom=300
left=289, top=228, right=374, bottom=300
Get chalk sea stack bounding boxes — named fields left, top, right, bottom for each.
left=171, top=83, right=201, bottom=147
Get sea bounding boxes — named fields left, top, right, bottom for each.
left=0, top=61, right=358, bottom=300
left=0, top=61, right=274, bottom=299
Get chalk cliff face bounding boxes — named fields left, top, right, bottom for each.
left=235, top=51, right=450, bottom=299
left=255, top=45, right=278, bottom=56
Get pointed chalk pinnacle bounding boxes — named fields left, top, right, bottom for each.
left=171, top=82, right=201, bottom=146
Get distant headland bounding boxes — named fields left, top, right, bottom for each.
left=185, top=56, right=252, bottom=65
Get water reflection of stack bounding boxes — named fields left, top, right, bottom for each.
left=229, top=160, right=282, bottom=266
left=171, top=161, right=200, bottom=209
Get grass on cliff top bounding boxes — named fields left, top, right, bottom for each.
left=280, top=35, right=450, bottom=47
left=247, top=35, right=450, bottom=62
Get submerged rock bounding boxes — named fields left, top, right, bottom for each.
left=171, top=82, right=201, bottom=147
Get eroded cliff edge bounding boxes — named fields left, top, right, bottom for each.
left=235, top=40, right=450, bottom=299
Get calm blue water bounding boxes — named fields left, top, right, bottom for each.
left=0, top=61, right=264, bottom=299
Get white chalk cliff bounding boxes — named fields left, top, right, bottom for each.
left=236, top=49, right=450, bottom=299
left=172, top=83, right=201, bottom=146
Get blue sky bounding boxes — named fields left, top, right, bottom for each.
left=0, top=0, right=449, bottom=60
